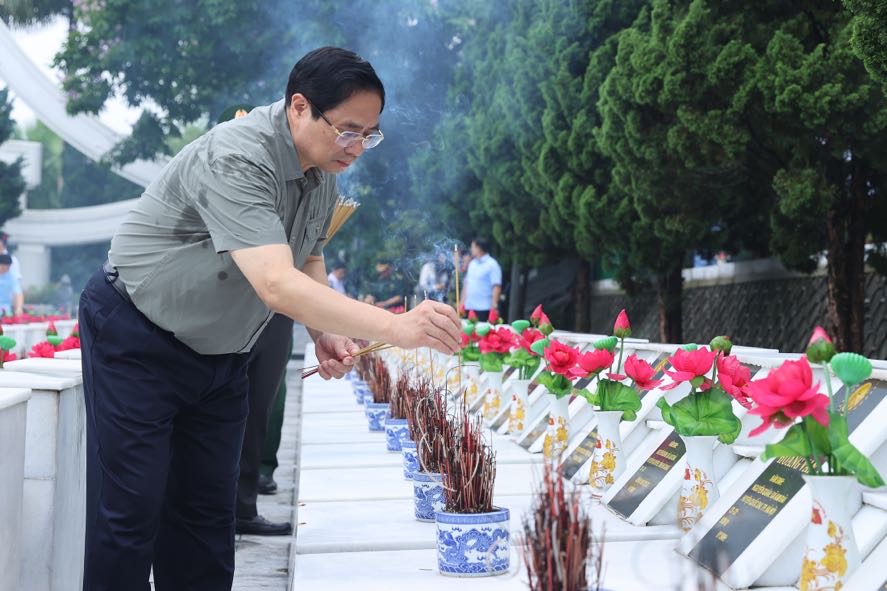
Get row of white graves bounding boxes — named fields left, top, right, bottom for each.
left=0, top=344, right=84, bottom=591
left=443, top=328, right=887, bottom=590
left=1, top=318, right=78, bottom=357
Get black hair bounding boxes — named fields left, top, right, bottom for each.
left=472, top=237, right=491, bottom=254
left=332, top=261, right=347, bottom=271
left=285, top=47, right=385, bottom=118
left=0, top=254, right=12, bottom=266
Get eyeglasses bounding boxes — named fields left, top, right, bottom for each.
left=305, top=97, right=384, bottom=150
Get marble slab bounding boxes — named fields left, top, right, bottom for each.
left=0, top=387, right=31, bottom=591
left=298, top=464, right=543, bottom=503
left=4, top=357, right=83, bottom=376
left=0, top=370, right=85, bottom=591
left=295, top=494, right=680, bottom=555
left=290, top=539, right=765, bottom=591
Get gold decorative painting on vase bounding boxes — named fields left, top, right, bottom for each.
left=541, top=396, right=570, bottom=461
left=506, top=379, right=529, bottom=436
left=799, top=475, right=861, bottom=591
left=482, top=371, right=503, bottom=419
left=677, top=435, right=719, bottom=532
left=588, top=410, right=624, bottom=493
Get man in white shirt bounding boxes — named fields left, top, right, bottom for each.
left=327, top=261, right=347, bottom=294
left=461, top=237, right=502, bottom=322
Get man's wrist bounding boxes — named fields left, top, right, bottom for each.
left=307, top=327, right=323, bottom=343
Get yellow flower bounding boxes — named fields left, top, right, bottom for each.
left=820, top=542, right=847, bottom=576
left=799, top=557, right=817, bottom=591
left=827, top=520, right=839, bottom=539
left=602, top=451, right=616, bottom=472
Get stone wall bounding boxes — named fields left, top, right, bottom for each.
left=588, top=273, right=887, bottom=358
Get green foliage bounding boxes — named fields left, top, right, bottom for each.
left=0, top=0, right=70, bottom=26
left=656, top=386, right=742, bottom=444
left=535, top=370, right=573, bottom=398
left=0, top=89, right=24, bottom=228
left=479, top=351, right=504, bottom=373
left=762, top=415, right=884, bottom=487
left=54, top=0, right=295, bottom=162
left=843, top=0, right=887, bottom=90
left=581, top=379, right=641, bottom=421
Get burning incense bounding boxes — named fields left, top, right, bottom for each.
left=325, top=196, right=360, bottom=241
left=453, top=244, right=460, bottom=317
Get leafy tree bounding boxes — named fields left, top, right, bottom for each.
left=0, top=88, right=25, bottom=227
left=19, top=121, right=63, bottom=209
left=843, top=0, right=887, bottom=89
left=534, top=0, right=647, bottom=329
left=0, top=0, right=70, bottom=26
left=596, top=0, right=774, bottom=342
left=751, top=3, right=887, bottom=352
left=53, top=0, right=298, bottom=162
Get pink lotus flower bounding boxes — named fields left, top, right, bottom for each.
left=808, top=326, right=831, bottom=346
left=567, top=348, right=615, bottom=380
left=624, top=354, right=663, bottom=390
left=1, top=350, right=17, bottom=363
left=468, top=310, right=478, bottom=322
left=662, top=347, right=717, bottom=390
left=717, top=354, right=752, bottom=408
left=543, top=340, right=579, bottom=377
left=46, top=321, right=58, bottom=336
left=517, top=327, right=545, bottom=354
left=56, top=336, right=80, bottom=351
left=488, top=308, right=500, bottom=324
left=29, top=341, right=56, bottom=358
left=530, top=305, right=552, bottom=330
left=747, top=357, right=829, bottom=436
left=613, top=309, right=631, bottom=338
left=479, top=327, right=515, bottom=354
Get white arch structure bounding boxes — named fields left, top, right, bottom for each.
left=0, top=19, right=165, bottom=285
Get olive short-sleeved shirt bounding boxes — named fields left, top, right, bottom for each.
left=109, top=99, right=337, bottom=354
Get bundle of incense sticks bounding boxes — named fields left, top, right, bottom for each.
left=325, top=196, right=360, bottom=241
left=300, top=341, right=392, bottom=378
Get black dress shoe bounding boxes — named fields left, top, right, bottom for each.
left=257, top=474, right=277, bottom=495
left=236, top=515, right=292, bottom=536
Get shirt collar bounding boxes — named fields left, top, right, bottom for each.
left=272, top=99, right=308, bottom=182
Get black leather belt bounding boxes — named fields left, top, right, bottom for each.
left=103, top=260, right=133, bottom=304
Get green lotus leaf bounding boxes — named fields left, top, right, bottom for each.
left=47, top=336, right=64, bottom=346
left=511, top=319, right=531, bottom=333
left=474, top=322, right=492, bottom=337
left=594, top=336, right=618, bottom=352
left=530, top=338, right=549, bottom=357
left=0, top=335, right=16, bottom=350
left=656, top=386, right=741, bottom=444
left=681, top=343, right=698, bottom=351
left=830, top=352, right=872, bottom=388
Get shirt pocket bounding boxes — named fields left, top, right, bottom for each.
left=293, top=213, right=325, bottom=268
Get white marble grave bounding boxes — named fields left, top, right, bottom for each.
left=0, top=370, right=85, bottom=591
left=0, top=386, right=31, bottom=591
left=5, top=357, right=83, bottom=376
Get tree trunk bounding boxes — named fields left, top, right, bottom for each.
left=508, top=262, right=523, bottom=322
left=825, top=162, right=867, bottom=353
left=574, top=259, right=591, bottom=332
left=657, top=260, right=683, bottom=344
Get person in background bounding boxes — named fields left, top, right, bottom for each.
left=417, top=252, right=449, bottom=302
left=0, top=233, right=22, bottom=283
left=327, top=261, right=347, bottom=295
left=54, top=274, right=75, bottom=316
left=362, top=260, right=407, bottom=310
left=460, top=237, right=502, bottom=322
left=0, top=254, right=23, bottom=316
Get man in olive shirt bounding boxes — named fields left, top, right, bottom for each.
left=79, top=47, right=461, bottom=591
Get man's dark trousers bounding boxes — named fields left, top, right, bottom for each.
left=80, top=269, right=249, bottom=591
left=237, top=313, right=293, bottom=517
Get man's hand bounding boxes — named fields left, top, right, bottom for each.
left=389, top=300, right=461, bottom=354
left=314, top=333, right=359, bottom=380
